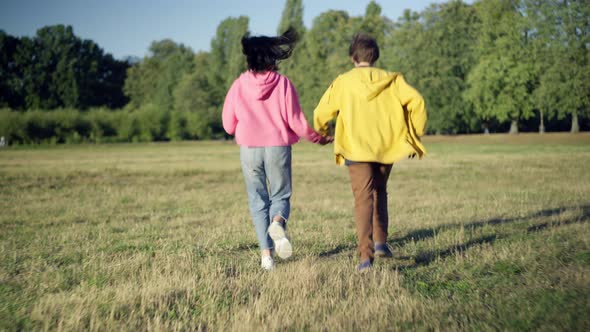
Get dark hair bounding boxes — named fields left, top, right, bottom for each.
left=241, top=27, right=298, bottom=73
left=349, top=33, right=380, bottom=64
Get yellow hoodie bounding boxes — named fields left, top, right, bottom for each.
left=313, top=67, right=427, bottom=165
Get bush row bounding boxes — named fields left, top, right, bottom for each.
left=0, top=107, right=222, bottom=145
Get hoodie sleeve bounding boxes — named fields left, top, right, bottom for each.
left=285, top=79, right=322, bottom=143
left=222, top=81, right=238, bottom=136
left=313, top=78, right=340, bottom=135
left=395, top=75, right=427, bottom=137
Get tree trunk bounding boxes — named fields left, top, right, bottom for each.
left=509, top=119, right=519, bottom=134
left=571, top=110, right=580, bottom=133
left=539, top=110, right=545, bottom=134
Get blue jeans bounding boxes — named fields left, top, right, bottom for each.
left=240, top=146, right=292, bottom=251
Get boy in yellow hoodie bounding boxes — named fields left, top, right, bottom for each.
left=313, top=33, right=427, bottom=271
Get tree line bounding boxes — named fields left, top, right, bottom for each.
left=0, top=0, right=588, bottom=144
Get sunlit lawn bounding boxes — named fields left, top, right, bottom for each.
left=1, top=134, right=589, bottom=330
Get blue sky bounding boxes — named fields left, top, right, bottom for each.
left=1, top=0, right=445, bottom=59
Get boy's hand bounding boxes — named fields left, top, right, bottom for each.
left=319, top=135, right=334, bottom=145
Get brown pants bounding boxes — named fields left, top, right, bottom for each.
left=348, top=162, right=393, bottom=262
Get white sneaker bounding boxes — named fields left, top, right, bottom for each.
left=268, top=221, right=292, bottom=259
left=261, top=256, right=274, bottom=271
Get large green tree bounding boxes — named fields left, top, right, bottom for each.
left=124, top=39, right=194, bottom=111
left=277, top=0, right=305, bottom=35
left=92, top=52, right=129, bottom=109
left=208, top=16, right=249, bottom=95
left=3, top=25, right=128, bottom=110
left=206, top=16, right=249, bottom=130
left=465, top=0, right=537, bottom=134
left=382, top=9, right=430, bottom=129
left=526, top=0, right=558, bottom=133
left=298, top=10, right=353, bottom=117
left=415, top=1, right=480, bottom=134
left=277, top=0, right=307, bottom=100
left=359, top=1, right=391, bottom=45
left=172, top=52, right=219, bottom=139
left=533, top=0, right=589, bottom=133
left=0, top=31, right=23, bottom=109
left=16, top=26, right=78, bottom=109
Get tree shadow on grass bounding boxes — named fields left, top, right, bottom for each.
left=318, top=244, right=355, bottom=258
left=391, top=204, right=590, bottom=247
left=411, top=234, right=497, bottom=266
left=234, top=242, right=259, bottom=251
left=394, top=204, right=589, bottom=270
left=525, top=207, right=590, bottom=232
left=318, top=204, right=589, bottom=263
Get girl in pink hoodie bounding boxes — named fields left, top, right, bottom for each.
left=222, top=28, right=331, bottom=271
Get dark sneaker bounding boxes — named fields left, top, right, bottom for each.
left=357, top=259, right=373, bottom=272
left=268, top=221, right=292, bottom=259
left=374, top=243, right=393, bottom=258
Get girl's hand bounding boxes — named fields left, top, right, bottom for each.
left=319, top=135, right=334, bottom=145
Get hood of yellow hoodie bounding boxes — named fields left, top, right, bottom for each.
left=352, top=68, right=399, bottom=101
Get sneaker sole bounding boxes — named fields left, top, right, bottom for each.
left=274, top=238, right=292, bottom=259
left=268, top=223, right=292, bottom=259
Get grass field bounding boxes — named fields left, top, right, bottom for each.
left=1, top=134, right=589, bottom=331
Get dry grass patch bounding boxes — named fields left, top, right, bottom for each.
left=1, top=137, right=589, bottom=330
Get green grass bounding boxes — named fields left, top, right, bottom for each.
left=1, top=134, right=589, bottom=331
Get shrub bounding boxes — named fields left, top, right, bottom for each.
left=135, top=104, right=170, bottom=142
left=0, top=109, right=26, bottom=144
left=116, top=111, right=141, bottom=142
left=0, top=106, right=224, bottom=145
left=85, top=108, right=120, bottom=143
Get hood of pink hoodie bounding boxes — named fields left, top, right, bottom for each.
left=242, top=70, right=281, bottom=100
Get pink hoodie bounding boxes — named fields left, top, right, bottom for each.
left=222, top=71, right=322, bottom=147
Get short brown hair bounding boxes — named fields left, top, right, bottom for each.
left=349, top=33, right=379, bottom=64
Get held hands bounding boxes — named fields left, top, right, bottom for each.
left=318, top=135, right=334, bottom=145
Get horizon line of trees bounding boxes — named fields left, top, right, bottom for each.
left=1, top=0, right=589, bottom=145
